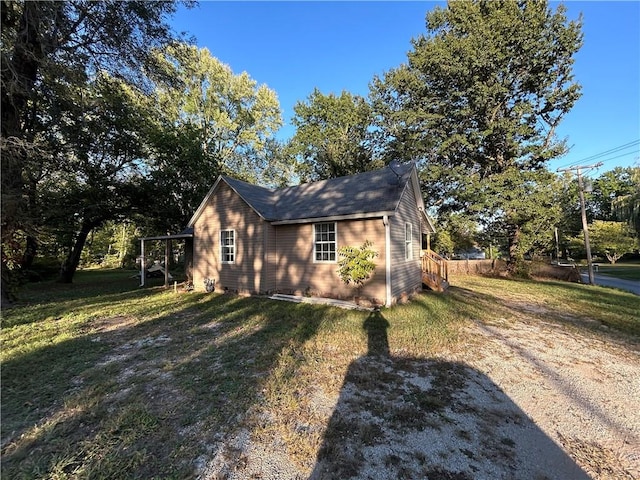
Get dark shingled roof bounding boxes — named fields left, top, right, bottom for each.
left=222, top=163, right=415, bottom=222
left=223, top=177, right=279, bottom=220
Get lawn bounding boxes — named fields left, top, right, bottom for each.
left=591, top=261, right=640, bottom=281
left=1, top=269, right=638, bottom=479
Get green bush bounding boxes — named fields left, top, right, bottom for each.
left=337, top=240, right=378, bottom=292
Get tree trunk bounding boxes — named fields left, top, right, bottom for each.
left=507, top=224, right=527, bottom=275
left=1, top=2, right=46, bottom=284
left=57, top=222, right=95, bottom=283
left=21, top=235, right=38, bottom=269
left=508, top=225, right=521, bottom=263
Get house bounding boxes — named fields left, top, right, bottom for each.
left=184, top=162, right=445, bottom=306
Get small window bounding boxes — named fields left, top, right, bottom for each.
left=405, top=223, right=413, bottom=260
left=220, top=230, right=235, bottom=263
left=314, top=223, right=337, bottom=262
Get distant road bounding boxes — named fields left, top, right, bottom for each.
left=579, top=273, right=640, bottom=296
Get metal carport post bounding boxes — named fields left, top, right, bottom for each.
left=139, top=230, right=194, bottom=288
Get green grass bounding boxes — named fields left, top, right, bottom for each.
left=452, top=275, right=640, bottom=338
left=591, top=262, right=640, bottom=281
left=1, top=269, right=638, bottom=478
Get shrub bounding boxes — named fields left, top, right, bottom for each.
left=337, top=240, right=378, bottom=293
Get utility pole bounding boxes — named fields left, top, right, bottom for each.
left=558, top=162, right=603, bottom=285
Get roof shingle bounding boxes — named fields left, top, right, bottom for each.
left=222, top=163, right=415, bottom=222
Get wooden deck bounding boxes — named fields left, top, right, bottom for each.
left=421, top=249, right=449, bottom=292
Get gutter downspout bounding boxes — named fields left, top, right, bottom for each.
left=383, top=215, right=391, bottom=307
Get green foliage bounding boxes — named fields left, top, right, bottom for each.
left=290, top=89, right=380, bottom=181
left=591, top=167, right=638, bottom=221
left=337, top=240, right=378, bottom=290
left=370, top=0, right=583, bottom=260
left=81, top=222, right=140, bottom=268
left=434, top=213, right=477, bottom=257
left=432, top=229, right=455, bottom=258
left=1, top=0, right=185, bottom=291
left=145, top=43, right=285, bottom=231
left=481, top=169, right=563, bottom=260
left=588, top=220, right=637, bottom=264
left=612, top=167, right=640, bottom=236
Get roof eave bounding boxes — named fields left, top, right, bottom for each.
left=270, top=210, right=396, bottom=225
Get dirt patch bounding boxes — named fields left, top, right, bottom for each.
left=92, top=314, right=137, bottom=331
left=195, top=303, right=639, bottom=479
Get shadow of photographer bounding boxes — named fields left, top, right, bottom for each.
left=309, top=309, right=589, bottom=480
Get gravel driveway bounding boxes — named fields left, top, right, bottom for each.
left=199, top=299, right=639, bottom=480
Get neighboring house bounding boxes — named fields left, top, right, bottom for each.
left=454, top=247, right=486, bottom=260
left=185, top=162, right=438, bottom=306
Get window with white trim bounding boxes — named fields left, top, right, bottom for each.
left=314, top=222, right=337, bottom=262
left=405, top=223, right=413, bottom=260
left=220, top=229, right=235, bottom=263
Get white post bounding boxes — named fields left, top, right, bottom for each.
left=140, top=239, right=145, bottom=287
left=164, top=239, right=169, bottom=288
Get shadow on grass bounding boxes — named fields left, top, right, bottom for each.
left=449, top=276, right=640, bottom=343
left=309, top=310, right=590, bottom=480
left=1, top=278, right=330, bottom=478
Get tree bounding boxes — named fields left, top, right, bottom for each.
left=587, top=220, right=637, bottom=264
left=612, top=167, right=640, bottom=236
left=41, top=74, right=151, bottom=283
left=290, top=89, right=379, bottom=181
left=555, top=170, right=584, bottom=256
left=369, top=0, right=583, bottom=266
left=1, top=0, right=185, bottom=292
left=478, top=169, right=562, bottom=263
left=145, top=43, right=283, bottom=232
left=432, top=212, right=478, bottom=258
left=591, top=167, right=637, bottom=221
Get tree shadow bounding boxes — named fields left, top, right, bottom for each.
left=1, top=283, right=327, bottom=478
left=309, top=309, right=590, bottom=480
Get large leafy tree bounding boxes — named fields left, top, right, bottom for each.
left=586, top=220, right=637, bottom=264
left=370, top=0, right=583, bottom=263
left=1, top=0, right=185, bottom=291
left=290, top=88, right=379, bottom=181
left=591, top=167, right=638, bottom=221
left=145, top=44, right=283, bottom=231
left=478, top=169, right=562, bottom=262
left=613, top=167, right=640, bottom=236
left=43, top=74, right=152, bottom=283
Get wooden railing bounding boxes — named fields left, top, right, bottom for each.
left=421, top=249, right=449, bottom=291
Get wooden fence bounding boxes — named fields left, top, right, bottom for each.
left=447, top=259, right=508, bottom=276
left=447, top=259, right=581, bottom=283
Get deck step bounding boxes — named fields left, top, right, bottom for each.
left=422, top=272, right=448, bottom=292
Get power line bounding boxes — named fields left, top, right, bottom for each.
left=555, top=139, right=640, bottom=170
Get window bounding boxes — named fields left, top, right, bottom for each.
left=314, top=223, right=337, bottom=262
left=220, top=230, right=235, bottom=263
left=405, top=223, right=413, bottom=260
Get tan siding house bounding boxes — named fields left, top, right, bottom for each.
left=187, top=163, right=435, bottom=306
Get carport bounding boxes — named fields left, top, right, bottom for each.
left=139, top=228, right=193, bottom=287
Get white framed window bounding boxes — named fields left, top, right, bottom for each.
left=405, top=223, right=413, bottom=261
left=314, top=222, right=337, bottom=262
left=220, top=229, right=235, bottom=263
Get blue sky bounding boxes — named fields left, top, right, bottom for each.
left=171, top=1, right=640, bottom=177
